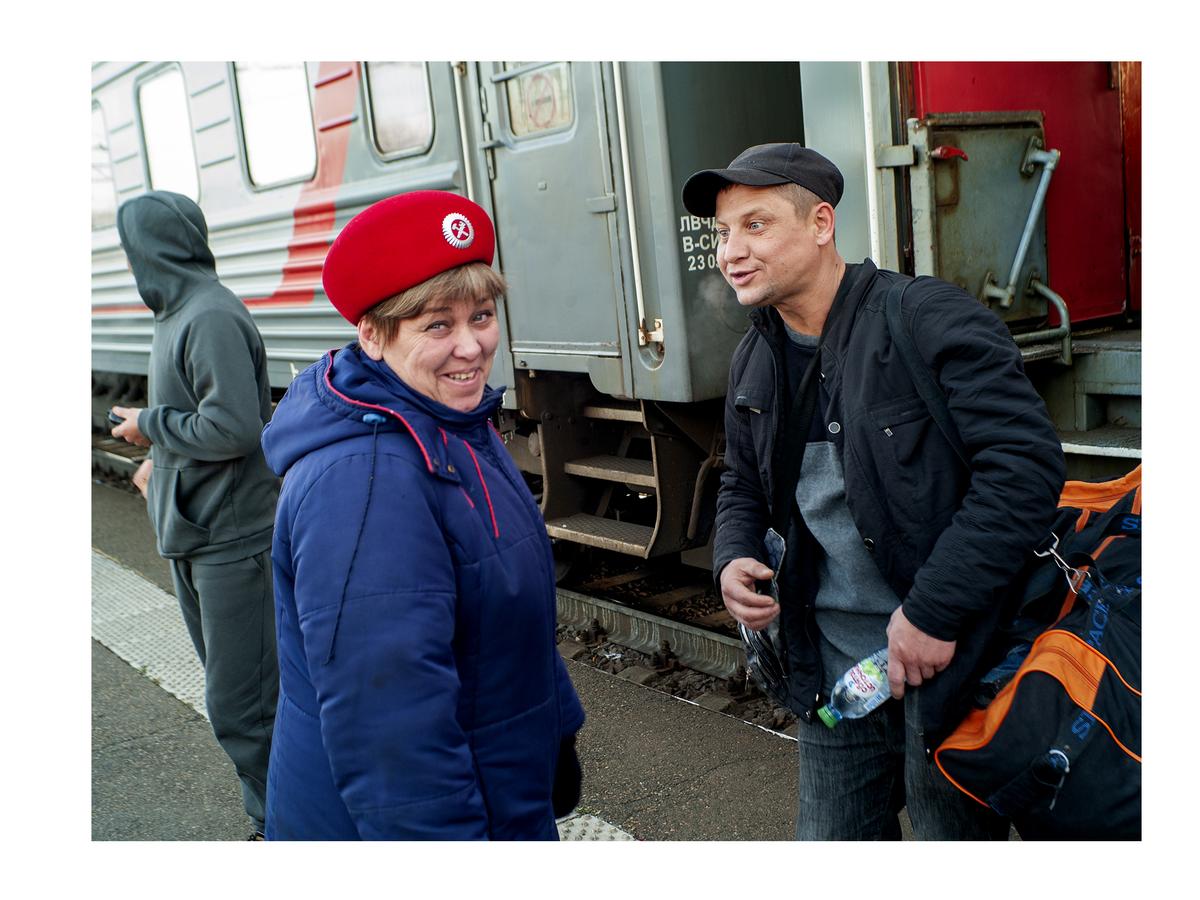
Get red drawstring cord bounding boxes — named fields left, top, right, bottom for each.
left=326, top=353, right=499, bottom=535
left=460, top=439, right=500, bottom=539
left=322, top=351, right=434, bottom=472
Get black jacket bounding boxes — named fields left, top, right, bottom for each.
left=714, top=260, right=1066, bottom=746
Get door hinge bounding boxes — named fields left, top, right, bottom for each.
left=638, top=318, right=664, bottom=346
left=586, top=193, right=617, bottom=213
left=480, top=122, right=497, bottom=181
left=875, top=144, right=916, bottom=168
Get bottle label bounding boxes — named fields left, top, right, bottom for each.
left=849, top=659, right=884, bottom=696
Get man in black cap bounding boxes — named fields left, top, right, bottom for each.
left=684, top=143, right=1065, bottom=839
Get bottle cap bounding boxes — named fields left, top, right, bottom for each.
left=817, top=704, right=841, bottom=729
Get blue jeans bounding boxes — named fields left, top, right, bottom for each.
left=794, top=689, right=1009, bottom=840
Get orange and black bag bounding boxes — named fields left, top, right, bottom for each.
left=934, top=466, right=1142, bottom=840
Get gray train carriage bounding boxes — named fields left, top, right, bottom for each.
left=92, top=61, right=803, bottom=566
left=92, top=61, right=1142, bottom=569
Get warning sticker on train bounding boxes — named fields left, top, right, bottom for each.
left=526, top=73, right=557, bottom=130
left=442, top=213, right=475, bottom=249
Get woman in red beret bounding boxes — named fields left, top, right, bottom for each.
left=261, top=191, right=585, bottom=839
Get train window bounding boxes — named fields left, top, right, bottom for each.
left=92, top=106, right=117, bottom=230
left=364, top=62, right=434, bottom=157
left=137, top=67, right=200, bottom=201
left=233, top=62, right=317, bottom=187
left=503, top=62, right=574, bottom=137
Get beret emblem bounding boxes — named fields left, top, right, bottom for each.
left=442, top=212, right=475, bottom=249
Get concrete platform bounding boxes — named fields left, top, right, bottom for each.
left=91, top=639, right=247, bottom=840
left=567, top=659, right=796, bottom=839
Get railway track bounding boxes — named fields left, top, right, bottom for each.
left=93, top=432, right=147, bottom=479
left=557, top=550, right=738, bottom=672
left=553, top=547, right=793, bottom=732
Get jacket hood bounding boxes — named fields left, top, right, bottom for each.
left=116, top=191, right=218, bottom=317
left=262, top=341, right=504, bottom=478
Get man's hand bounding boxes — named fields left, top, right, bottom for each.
left=886, top=606, right=956, bottom=699
left=111, top=406, right=151, bottom=448
left=719, top=557, right=779, bottom=631
left=132, top=458, right=153, bottom=499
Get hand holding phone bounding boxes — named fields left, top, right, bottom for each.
left=109, top=406, right=151, bottom=447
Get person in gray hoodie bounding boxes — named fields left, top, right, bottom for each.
left=110, top=190, right=279, bottom=839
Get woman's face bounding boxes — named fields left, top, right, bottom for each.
left=359, top=294, right=500, bottom=412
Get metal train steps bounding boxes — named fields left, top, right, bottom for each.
left=582, top=402, right=643, bottom=423
left=1058, top=425, right=1141, bottom=459
left=1020, top=326, right=1142, bottom=363
left=545, top=514, right=654, bottom=556
left=563, top=455, right=656, bottom=489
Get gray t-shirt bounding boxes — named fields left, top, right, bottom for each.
left=784, top=326, right=900, bottom=695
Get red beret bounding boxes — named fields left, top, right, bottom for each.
left=321, top=190, right=496, bottom=324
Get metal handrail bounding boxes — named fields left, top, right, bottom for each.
left=610, top=62, right=659, bottom=346
left=984, top=140, right=1061, bottom=308
left=1011, top=279, right=1072, bottom=365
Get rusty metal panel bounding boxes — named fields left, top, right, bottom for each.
left=926, top=113, right=1049, bottom=324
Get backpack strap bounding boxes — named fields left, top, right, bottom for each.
left=884, top=279, right=970, bottom=470
left=984, top=538, right=1140, bottom=819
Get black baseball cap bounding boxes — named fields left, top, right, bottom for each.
left=682, top=143, right=844, bottom=217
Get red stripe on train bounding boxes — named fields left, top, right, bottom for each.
left=255, top=61, right=358, bottom=307
left=95, top=62, right=358, bottom=317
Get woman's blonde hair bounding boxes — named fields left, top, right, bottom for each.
left=361, top=262, right=507, bottom=344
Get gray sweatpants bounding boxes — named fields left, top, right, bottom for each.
left=170, top=550, right=278, bottom=832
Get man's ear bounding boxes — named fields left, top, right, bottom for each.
left=813, top=202, right=837, bottom=247
left=356, top=319, right=385, bottom=360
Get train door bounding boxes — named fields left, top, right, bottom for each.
left=474, top=61, right=629, bottom=393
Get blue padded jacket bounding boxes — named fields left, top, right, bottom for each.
left=261, top=343, right=584, bottom=840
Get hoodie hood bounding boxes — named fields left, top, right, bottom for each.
left=117, top=191, right=218, bottom=317
left=262, top=341, right=504, bottom=478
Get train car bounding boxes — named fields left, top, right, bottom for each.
left=91, top=61, right=1141, bottom=570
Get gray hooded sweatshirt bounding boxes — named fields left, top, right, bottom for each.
left=117, top=191, right=278, bottom=562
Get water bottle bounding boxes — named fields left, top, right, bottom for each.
left=817, top=648, right=891, bottom=728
